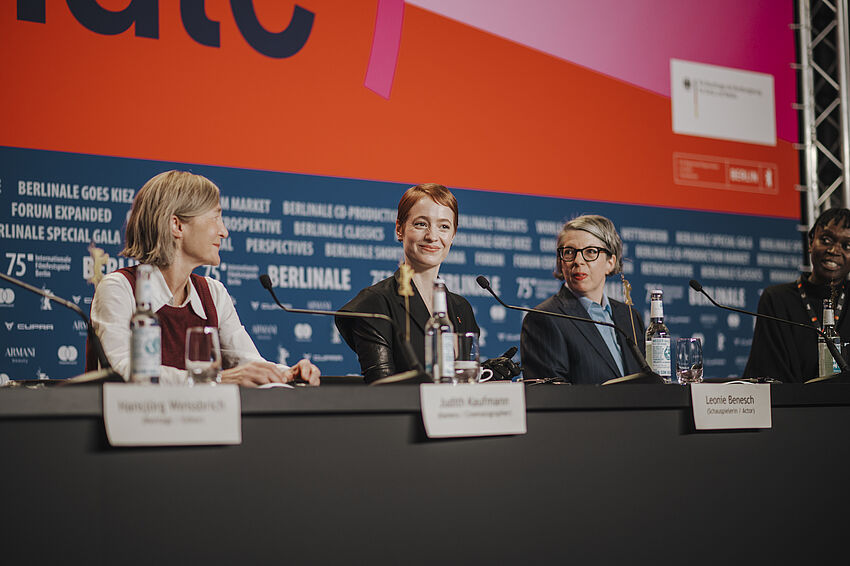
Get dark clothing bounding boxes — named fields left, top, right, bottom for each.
left=743, top=278, right=850, bottom=382
left=520, top=285, right=646, bottom=384
left=86, top=266, right=218, bottom=371
left=336, top=272, right=479, bottom=383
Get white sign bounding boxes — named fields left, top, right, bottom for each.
left=103, top=384, right=242, bottom=446
left=690, top=383, right=772, bottom=430
left=420, top=382, right=527, bottom=438
left=671, top=59, right=776, bottom=146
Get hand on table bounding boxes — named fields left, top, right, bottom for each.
left=221, top=359, right=320, bottom=387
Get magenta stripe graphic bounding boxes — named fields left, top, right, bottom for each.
left=364, top=0, right=405, bottom=99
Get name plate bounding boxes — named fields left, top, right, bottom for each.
left=690, top=383, right=772, bottom=430
left=103, top=384, right=242, bottom=446
left=420, top=382, right=527, bottom=438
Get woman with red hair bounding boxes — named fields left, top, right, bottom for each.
left=336, top=183, right=479, bottom=383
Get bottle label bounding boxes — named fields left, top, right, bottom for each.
left=131, top=326, right=161, bottom=383
left=650, top=299, right=664, bottom=319
left=650, top=337, right=671, bottom=377
left=440, top=331, right=455, bottom=378
left=818, top=340, right=842, bottom=376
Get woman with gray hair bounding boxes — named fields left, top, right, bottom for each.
left=520, top=214, right=645, bottom=384
left=89, top=170, right=320, bottom=386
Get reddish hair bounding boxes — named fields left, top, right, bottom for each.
left=396, top=183, right=458, bottom=239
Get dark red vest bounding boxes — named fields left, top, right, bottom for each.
left=85, top=266, right=219, bottom=371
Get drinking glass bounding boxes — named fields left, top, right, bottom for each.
left=454, top=332, right=481, bottom=384
left=185, top=326, right=222, bottom=385
left=676, top=337, right=703, bottom=384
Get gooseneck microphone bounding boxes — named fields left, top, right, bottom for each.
left=688, top=279, right=849, bottom=376
left=259, top=274, right=426, bottom=383
left=476, top=276, right=662, bottom=384
left=0, top=271, right=119, bottom=383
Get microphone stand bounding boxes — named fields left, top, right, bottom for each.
left=0, top=272, right=120, bottom=385
left=688, top=279, right=850, bottom=383
left=258, top=275, right=429, bottom=385
left=476, top=276, right=663, bottom=385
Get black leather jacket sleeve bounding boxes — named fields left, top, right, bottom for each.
left=335, top=287, right=399, bottom=383
left=341, top=315, right=396, bottom=383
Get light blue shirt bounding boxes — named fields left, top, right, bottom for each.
left=577, top=292, right=625, bottom=376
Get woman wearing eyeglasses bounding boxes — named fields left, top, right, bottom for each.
left=520, top=214, right=646, bottom=384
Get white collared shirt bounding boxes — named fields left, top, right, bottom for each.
left=90, top=266, right=267, bottom=384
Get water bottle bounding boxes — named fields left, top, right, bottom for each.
left=130, top=264, right=161, bottom=384
left=818, top=298, right=841, bottom=376
left=645, top=289, right=672, bottom=383
left=424, top=277, right=455, bottom=383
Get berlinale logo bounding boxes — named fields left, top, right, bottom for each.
left=277, top=346, right=290, bottom=366
left=40, top=289, right=53, bottom=311
left=17, top=1, right=314, bottom=59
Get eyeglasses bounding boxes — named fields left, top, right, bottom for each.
left=557, top=246, right=610, bottom=262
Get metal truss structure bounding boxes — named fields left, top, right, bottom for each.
left=796, top=0, right=850, bottom=236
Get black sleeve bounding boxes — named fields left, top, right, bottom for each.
left=335, top=290, right=397, bottom=383
left=622, top=307, right=646, bottom=373
left=635, top=310, right=646, bottom=352
left=743, top=289, right=795, bottom=381
left=520, top=311, right=571, bottom=381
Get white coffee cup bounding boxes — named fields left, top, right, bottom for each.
left=478, top=367, right=495, bottom=382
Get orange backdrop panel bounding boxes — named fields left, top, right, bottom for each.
left=0, top=1, right=797, bottom=217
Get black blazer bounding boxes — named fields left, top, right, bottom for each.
left=520, top=285, right=646, bottom=384
left=336, top=271, right=479, bottom=383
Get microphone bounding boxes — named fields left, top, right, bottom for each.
left=689, top=279, right=849, bottom=380
left=501, top=346, right=518, bottom=359
left=0, top=272, right=120, bottom=384
left=259, top=274, right=427, bottom=384
left=476, top=276, right=662, bottom=384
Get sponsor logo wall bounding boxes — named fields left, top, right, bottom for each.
left=0, top=147, right=799, bottom=379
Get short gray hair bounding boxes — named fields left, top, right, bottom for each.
left=553, top=214, right=623, bottom=279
